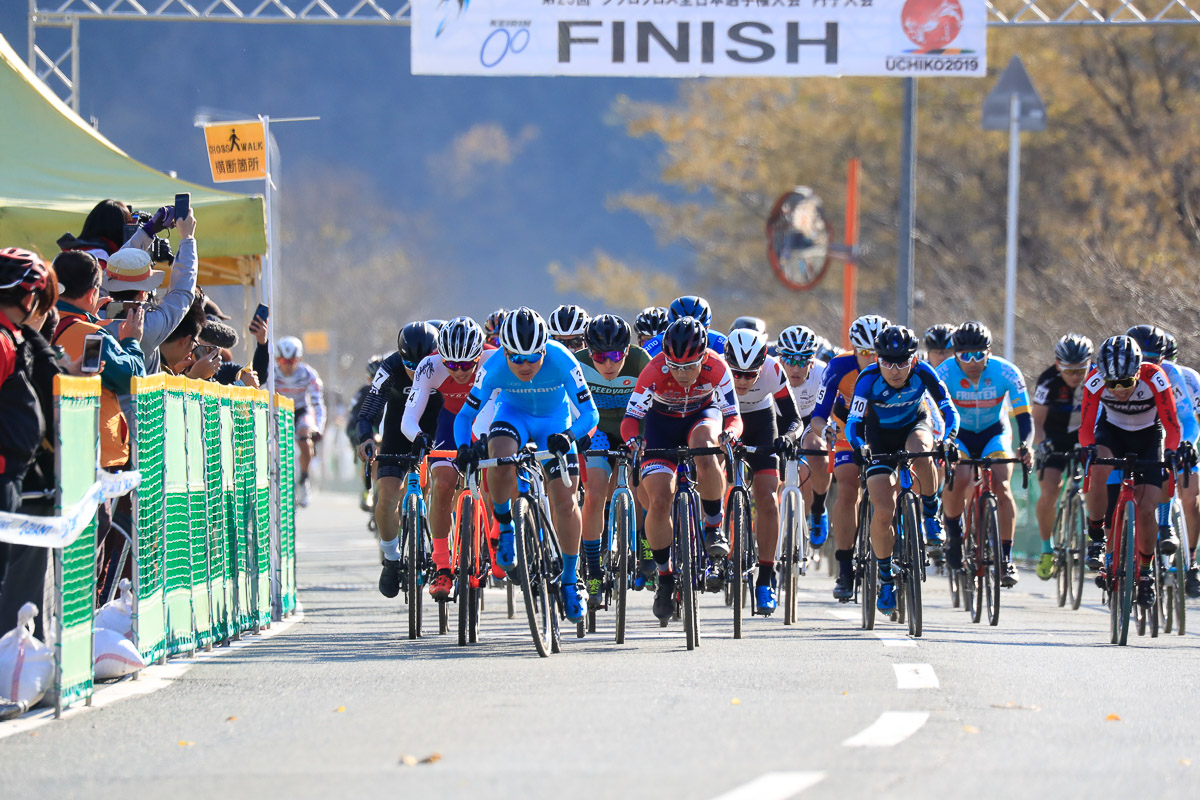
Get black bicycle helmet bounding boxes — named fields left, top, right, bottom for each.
left=1163, top=331, right=1179, bottom=362
left=1097, top=335, right=1142, bottom=381
left=1054, top=333, right=1094, bottom=365
left=923, top=323, right=957, bottom=351
left=366, top=354, right=387, bottom=378
left=729, top=316, right=767, bottom=335
left=668, top=295, right=713, bottom=328
left=397, top=321, right=439, bottom=366
left=874, top=325, right=920, bottom=362
left=499, top=306, right=550, bottom=355
left=952, top=321, right=992, bottom=351
left=585, top=314, right=631, bottom=352
left=1125, top=324, right=1168, bottom=360
left=425, top=318, right=446, bottom=332
left=662, top=317, right=708, bottom=363
left=635, top=306, right=669, bottom=338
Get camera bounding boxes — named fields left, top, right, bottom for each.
left=149, top=236, right=174, bottom=265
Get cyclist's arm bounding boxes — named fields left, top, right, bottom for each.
left=1077, top=372, right=1102, bottom=448
left=454, top=367, right=491, bottom=448
left=620, top=369, right=655, bottom=442
left=772, top=378, right=802, bottom=439
left=355, top=366, right=392, bottom=444
left=713, top=361, right=743, bottom=439
left=400, top=358, right=436, bottom=441
left=564, top=360, right=600, bottom=441
left=1031, top=403, right=1049, bottom=446
left=1165, top=365, right=1199, bottom=444
left=844, top=371, right=873, bottom=450
left=916, top=361, right=959, bottom=441
left=308, top=369, right=327, bottom=433
left=1148, top=364, right=1182, bottom=451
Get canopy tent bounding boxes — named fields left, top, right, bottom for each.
left=0, top=33, right=266, bottom=286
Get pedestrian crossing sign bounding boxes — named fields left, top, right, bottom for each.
left=203, top=121, right=267, bottom=183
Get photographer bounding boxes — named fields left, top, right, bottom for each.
left=157, top=296, right=215, bottom=378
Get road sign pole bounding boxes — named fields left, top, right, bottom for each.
left=841, top=158, right=861, bottom=350
left=897, top=77, right=917, bottom=329
left=260, top=114, right=283, bottom=621
left=1003, top=94, right=1021, bottom=363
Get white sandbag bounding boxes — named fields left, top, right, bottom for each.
left=0, top=603, right=54, bottom=707
left=92, top=627, right=144, bottom=681
left=94, top=577, right=134, bottom=639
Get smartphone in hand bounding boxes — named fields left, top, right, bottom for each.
left=174, top=193, right=190, bottom=224
left=81, top=333, right=104, bottom=373
left=253, top=303, right=269, bottom=323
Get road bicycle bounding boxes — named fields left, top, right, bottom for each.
left=582, top=449, right=640, bottom=643
left=1158, top=493, right=1188, bottom=635
left=952, top=455, right=1028, bottom=627
left=777, top=445, right=830, bottom=625
left=1041, top=448, right=1087, bottom=610
left=451, top=478, right=491, bottom=646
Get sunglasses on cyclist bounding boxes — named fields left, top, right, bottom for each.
left=443, top=358, right=478, bottom=371
left=1060, top=364, right=1088, bottom=375
left=1105, top=376, right=1137, bottom=390
left=590, top=349, right=627, bottom=364
left=779, top=353, right=815, bottom=367
left=665, top=358, right=702, bottom=372
left=731, top=368, right=761, bottom=381
left=277, top=356, right=299, bottom=364
left=855, top=348, right=875, bottom=358
left=879, top=355, right=915, bottom=370
left=557, top=336, right=585, bottom=350
left=956, top=350, right=988, bottom=363
left=506, top=350, right=544, bottom=365
left=401, top=359, right=420, bottom=371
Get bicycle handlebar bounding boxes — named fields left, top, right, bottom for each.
left=1082, top=453, right=1185, bottom=493
left=952, top=455, right=1031, bottom=490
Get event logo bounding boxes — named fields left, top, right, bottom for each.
left=436, top=0, right=470, bottom=37
left=900, top=0, right=964, bottom=52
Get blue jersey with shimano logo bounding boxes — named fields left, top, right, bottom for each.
left=936, top=356, right=1031, bottom=436
left=454, top=340, right=600, bottom=447
left=845, top=362, right=959, bottom=449
left=643, top=330, right=727, bottom=357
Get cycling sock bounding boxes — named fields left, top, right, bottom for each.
left=1002, top=539, right=1013, bottom=560
left=652, top=547, right=672, bottom=575
left=921, top=494, right=939, bottom=519
left=945, top=514, right=963, bottom=541
left=835, top=549, right=854, bottom=576
left=1105, top=484, right=1119, bottom=527
left=380, top=536, right=400, bottom=562
left=561, top=553, right=580, bottom=585
left=701, top=498, right=723, bottom=528
left=1088, top=519, right=1105, bottom=542
left=756, top=561, right=773, bottom=587
left=638, top=528, right=651, bottom=559
left=1041, top=539, right=1054, bottom=555
left=432, top=537, right=451, bottom=570
left=299, top=471, right=309, bottom=484
left=811, top=491, right=827, bottom=518
left=1157, top=502, right=1171, bottom=527
left=494, top=499, right=513, bottom=530
left=877, top=556, right=893, bottom=582
left=1139, top=551, right=1154, bottom=570
left=582, top=538, right=603, bottom=575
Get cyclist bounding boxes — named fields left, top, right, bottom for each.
left=634, top=306, right=669, bottom=348
left=483, top=308, right=506, bottom=348
left=937, top=322, right=1033, bottom=586
left=847, top=325, right=959, bottom=614
left=1031, top=334, right=1094, bottom=580
left=274, top=336, right=326, bottom=508
left=776, top=325, right=830, bottom=546
left=1079, top=335, right=1190, bottom=609
left=622, top=317, right=742, bottom=622
left=724, top=327, right=804, bottom=612
left=1163, top=332, right=1200, bottom=597
left=573, top=314, right=651, bottom=606
left=923, top=324, right=957, bottom=369
left=348, top=354, right=387, bottom=512
left=1125, top=325, right=1200, bottom=561
left=452, top=307, right=600, bottom=625
left=804, top=313, right=890, bottom=601
left=548, top=303, right=590, bottom=352
left=730, top=316, right=767, bottom=335
left=400, top=317, right=497, bottom=601
left=355, top=321, right=441, bottom=597
left=641, top=296, right=727, bottom=356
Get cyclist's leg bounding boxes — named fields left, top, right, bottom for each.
left=905, top=417, right=940, bottom=546
left=428, top=407, right=460, bottom=575
left=581, top=432, right=613, bottom=584
left=1037, top=466, right=1065, bottom=545
left=375, top=472, right=405, bottom=597
left=486, top=409, right=525, bottom=570
left=866, top=467, right=898, bottom=612
left=831, top=454, right=861, bottom=587
left=688, top=412, right=728, bottom=555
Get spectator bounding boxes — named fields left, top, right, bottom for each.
left=157, top=296, right=215, bottom=378
left=51, top=251, right=145, bottom=468
left=56, top=199, right=176, bottom=269
left=198, top=319, right=260, bottom=387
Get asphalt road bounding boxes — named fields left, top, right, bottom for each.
left=2, top=492, right=1198, bottom=799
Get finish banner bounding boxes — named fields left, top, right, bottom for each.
left=412, top=0, right=987, bottom=77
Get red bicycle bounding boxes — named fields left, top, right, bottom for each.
left=952, top=456, right=1029, bottom=627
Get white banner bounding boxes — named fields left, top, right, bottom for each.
left=412, top=0, right=986, bottom=77
left=0, top=471, right=141, bottom=549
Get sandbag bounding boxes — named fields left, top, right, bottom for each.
left=92, top=627, right=144, bottom=681
left=94, top=577, right=134, bottom=639
left=0, top=603, right=54, bottom=708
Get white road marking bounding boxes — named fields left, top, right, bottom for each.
left=842, top=711, right=930, bottom=747
left=710, top=771, right=826, bottom=800
left=893, top=663, right=939, bottom=689
left=795, top=591, right=817, bottom=601
left=872, top=630, right=917, bottom=648
left=0, top=610, right=304, bottom=740
left=826, top=609, right=860, bottom=622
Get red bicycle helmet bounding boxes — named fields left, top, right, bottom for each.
left=662, top=317, right=708, bottom=363
left=0, top=248, right=49, bottom=295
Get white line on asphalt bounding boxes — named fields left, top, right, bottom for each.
left=0, top=609, right=305, bottom=741
left=795, top=591, right=816, bottom=601
left=709, top=770, right=826, bottom=800
left=842, top=711, right=930, bottom=747
left=893, top=663, right=939, bottom=689
left=871, top=630, right=917, bottom=648
left=827, top=609, right=860, bottom=622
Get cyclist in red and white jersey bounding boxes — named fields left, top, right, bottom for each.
left=1079, top=335, right=1191, bottom=608
left=274, top=335, right=326, bottom=507
left=621, top=317, right=742, bottom=622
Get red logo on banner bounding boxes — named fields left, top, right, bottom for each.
left=901, top=0, right=964, bottom=50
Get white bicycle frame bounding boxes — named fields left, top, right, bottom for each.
left=778, top=456, right=809, bottom=575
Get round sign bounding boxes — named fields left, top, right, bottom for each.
left=766, top=187, right=833, bottom=292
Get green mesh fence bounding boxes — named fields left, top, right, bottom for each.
left=277, top=405, right=297, bottom=614
left=55, top=377, right=100, bottom=708
left=163, top=381, right=194, bottom=656
left=202, top=390, right=231, bottom=642
left=132, top=376, right=167, bottom=664
left=232, top=396, right=257, bottom=630
left=184, top=386, right=212, bottom=648
left=253, top=399, right=272, bottom=627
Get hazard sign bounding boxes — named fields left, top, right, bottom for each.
left=203, top=121, right=267, bottom=183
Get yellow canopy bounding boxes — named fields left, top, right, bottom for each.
left=0, top=33, right=267, bottom=285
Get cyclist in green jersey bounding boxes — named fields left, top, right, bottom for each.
left=575, top=314, right=652, bottom=607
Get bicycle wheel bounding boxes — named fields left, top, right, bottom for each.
left=730, top=488, right=749, bottom=639
left=1069, top=490, right=1087, bottom=610
left=513, top=496, right=553, bottom=657
left=903, top=495, right=923, bottom=638
left=613, top=491, right=632, bottom=645
left=964, top=500, right=982, bottom=624
left=1053, top=494, right=1070, bottom=608
left=1150, top=550, right=1162, bottom=638
left=857, top=495, right=876, bottom=630
left=456, top=495, right=474, bottom=647
left=674, top=491, right=698, bottom=651
left=1167, top=500, right=1187, bottom=635
left=781, top=492, right=799, bottom=625
left=983, top=495, right=1002, bottom=627
left=404, top=494, right=423, bottom=640
left=1117, top=500, right=1136, bottom=646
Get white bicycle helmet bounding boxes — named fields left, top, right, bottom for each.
left=725, top=328, right=769, bottom=371
left=438, top=316, right=485, bottom=361
left=277, top=336, right=303, bottom=360
left=500, top=307, right=551, bottom=355
left=777, top=325, right=818, bottom=357
left=547, top=304, right=590, bottom=338
left=848, top=315, right=890, bottom=351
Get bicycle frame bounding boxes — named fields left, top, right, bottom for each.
left=953, top=455, right=1026, bottom=627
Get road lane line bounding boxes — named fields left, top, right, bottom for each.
left=871, top=630, right=917, bottom=647
left=893, top=663, right=939, bottom=689
left=710, top=771, right=826, bottom=800
left=826, top=609, right=859, bottom=622
left=842, top=711, right=930, bottom=747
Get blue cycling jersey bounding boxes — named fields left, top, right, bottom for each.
left=936, top=355, right=1032, bottom=442
left=643, top=330, right=727, bottom=357
left=845, top=362, right=959, bottom=449
left=454, top=340, right=600, bottom=448
left=1161, top=360, right=1199, bottom=444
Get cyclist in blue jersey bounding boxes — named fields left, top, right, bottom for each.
left=936, top=322, right=1034, bottom=585
left=847, top=326, right=959, bottom=614
left=453, top=307, right=600, bottom=624
left=641, top=295, right=727, bottom=356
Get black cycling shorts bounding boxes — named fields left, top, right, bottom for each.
left=865, top=405, right=933, bottom=479
left=741, top=408, right=779, bottom=476
left=1094, top=420, right=1164, bottom=488
left=1041, top=432, right=1078, bottom=472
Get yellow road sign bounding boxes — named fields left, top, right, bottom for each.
left=203, top=121, right=267, bottom=183
left=302, top=330, right=330, bottom=355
